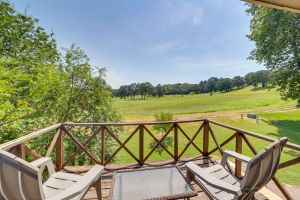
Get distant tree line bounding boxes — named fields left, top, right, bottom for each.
left=113, top=70, right=271, bottom=99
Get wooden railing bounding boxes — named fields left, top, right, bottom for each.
left=1, top=119, right=300, bottom=200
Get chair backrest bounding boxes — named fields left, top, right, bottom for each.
left=0, top=149, right=45, bottom=200
left=240, top=137, right=288, bottom=199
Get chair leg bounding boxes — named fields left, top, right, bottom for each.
left=93, top=177, right=102, bottom=200
left=186, top=169, right=195, bottom=183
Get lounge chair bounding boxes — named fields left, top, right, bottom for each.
left=0, top=149, right=104, bottom=200
left=186, top=137, right=288, bottom=200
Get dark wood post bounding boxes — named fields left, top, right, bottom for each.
left=203, top=120, right=209, bottom=156
left=174, top=123, right=178, bottom=161
left=235, top=132, right=243, bottom=178
left=101, top=127, right=106, bottom=165
left=56, top=127, right=64, bottom=170
left=11, top=143, right=25, bottom=159
left=139, top=125, right=144, bottom=165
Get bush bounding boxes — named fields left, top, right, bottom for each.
left=149, top=112, right=174, bottom=155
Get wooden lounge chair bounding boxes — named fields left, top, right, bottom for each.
left=0, top=149, right=104, bottom=200
left=186, top=137, right=288, bottom=200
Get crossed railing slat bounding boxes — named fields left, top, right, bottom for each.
left=5, top=119, right=300, bottom=200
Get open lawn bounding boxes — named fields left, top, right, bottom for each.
left=112, top=87, right=300, bottom=185
left=113, top=86, right=297, bottom=121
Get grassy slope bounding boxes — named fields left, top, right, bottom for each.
left=112, top=86, right=300, bottom=185
left=113, top=86, right=297, bottom=120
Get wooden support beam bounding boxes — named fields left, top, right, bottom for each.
left=56, top=127, right=64, bottom=170
left=174, top=123, right=178, bottom=161
left=235, top=132, right=243, bottom=178
left=272, top=176, right=294, bottom=200
left=25, top=145, right=42, bottom=159
left=101, top=127, right=106, bottom=165
left=203, top=121, right=209, bottom=156
left=10, top=143, right=25, bottom=159
left=139, top=125, right=144, bottom=165
left=278, top=157, right=300, bottom=169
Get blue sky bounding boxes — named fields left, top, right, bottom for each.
left=12, top=0, right=263, bottom=88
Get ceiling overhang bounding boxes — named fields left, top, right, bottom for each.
left=244, top=0, right=300, bottom=13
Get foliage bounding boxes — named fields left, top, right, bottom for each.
left=217, top=78, right=233, bottom=92
left=0, top=1, right=119, bottom=165
left=113, top=70, right=271, bottom=99
left=149, top=112, right=174, bottom=155
left=155, top=84, right=164, bottom=98
left=246, top=5, right=300, bottom=102
left=233, top=76, right=245, bottom=89
left=245, top=70, right=270, bottom=87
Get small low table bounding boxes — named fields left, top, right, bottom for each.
left=109, top=166, right=197, bottom=200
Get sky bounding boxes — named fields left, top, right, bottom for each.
left=11, top=0, right=263, bottom=89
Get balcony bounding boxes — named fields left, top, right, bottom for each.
left=1, top=119, right=299, bottom=200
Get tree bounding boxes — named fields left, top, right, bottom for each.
left=233, top=76, right=245, bottom=89
left=118, top=85, right=128, bottom=99
left=245, top=72, right=259, bottom=87
left=247, top=4, right=300, bottom=102
left=128, top=83, right=138, bottom=99
left=198, top=81, right=207, bottom=93
left=256, top=70, right=271, bottom=88
left=206, top=77, right=219, bottom=94
left=0, top=1, right=120, bottom=165
left=137, top=82, right=153, bottom=99
left=0, top=1, right=58, bottom=65
left=155, top=84, right=164, bottom=98
left=149, top=112, right=173, bottom=155
left=217, top=78, right=233, bottom=92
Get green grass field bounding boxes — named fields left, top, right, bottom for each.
left=113, top=86, right=297, bottom=120
left=112, top=86, right=300, bottom=185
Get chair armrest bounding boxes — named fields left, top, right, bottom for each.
left=186, top=162, right=242, bottom=196
left=46, top=165, right=104, bottom=200
left=221, top=150, right=251, bottom=167
left=31, top=157, right=55, bottom=175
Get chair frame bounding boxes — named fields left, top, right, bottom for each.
left=0, top=150, right=104, bottom=200
left=186, top=137, right=288, bottom=200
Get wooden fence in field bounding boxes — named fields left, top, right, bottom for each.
left=1, top=119, right=300, bottom=200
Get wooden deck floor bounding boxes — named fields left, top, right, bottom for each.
left=62, top=156, right=279, bottom=200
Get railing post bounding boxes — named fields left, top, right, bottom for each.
left=10, top=143, right=25, bottom=159
left=235, top=132, right=243, bottom=178
left=56, top=126, right=64, bottom=170
left=174, top=123, right=178, bottom=161
left=139, top=125, right=144, bottom=165
left=101, top=126, right=106, bottom=165
left=203, top=120, right=209, bottom=156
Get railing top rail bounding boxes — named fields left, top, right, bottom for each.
left=63, top=119, right=206, bottom=126
left=0, top=123, right=62, bottom=150
left=208, top=119, right=300, bottom=151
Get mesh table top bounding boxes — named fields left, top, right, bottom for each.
left=110, top=166, right=197, bottom=200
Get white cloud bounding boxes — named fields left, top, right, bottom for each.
left=149, top=41, right=185, bottom=53
left=163, top=1, right=204, bottom=27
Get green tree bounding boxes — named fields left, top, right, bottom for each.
left=0, top=1, right=120, bottom=166
left=247, top=5, right=300, bottom=102
left=118, top=85, right=129, bottom=99
left=256, top=70, right=271, bottom=88
left=233, top=76, right=245, bottom=89
left=149, top=112, right=174, bottom=155
left=245, top=72, right=259, bottom=87
left=205, top=77, right=219, bottom=94
left=217, top=78, right=233, bottom=92
left=155, top=84, right=164, bottom=98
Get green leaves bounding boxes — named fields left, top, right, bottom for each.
left=0, top=1, right=119, bottom=158
left=247, top=5, right=300, bottom=102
